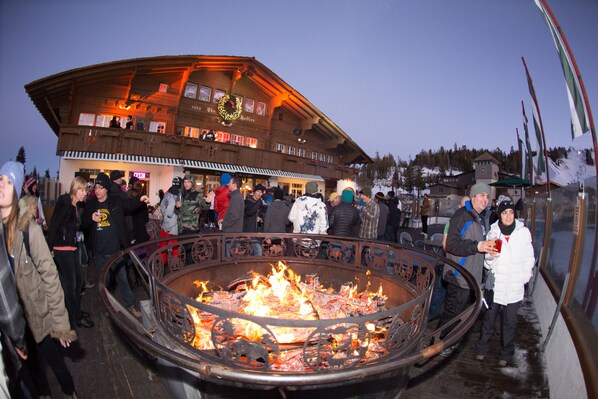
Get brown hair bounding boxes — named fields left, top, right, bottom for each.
left=3, top=191, right=19, bottom=254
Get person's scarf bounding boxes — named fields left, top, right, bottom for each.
left=498, top=220, right=516, bottom=236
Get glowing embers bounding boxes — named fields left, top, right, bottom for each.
left=186, top=261, right=389, bottom=371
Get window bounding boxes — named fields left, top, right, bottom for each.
left=149, top=121, right=166, bottom=134
left=319, top=153, right=326, bottom=162
left=311, top=151, right=318, bottom=160
left=184, top=126, right=200, bottom=138
left=95, top=115, right=112, bottom=128
left=159, top=83, right=169, bottom=93
left=287, top=146, right=296, bottom=156
left=244, top=98, right=255, bottom=113
left=216, top=131, right=230, bottom=143
left=246, top=137, right=258, bottom=148
left=327, top=155, right=333, bottom=163
left=184, top=83, right=198, bottom=99
left=256, top=102, right=266, bottom=116
left=199, top=86, right=212, bottom=102
left=291, top=183, right=303, bottom=198
left=213, top=89, right=225, bottom=103
left=231, top=134, right=244, bottom=145
left=78, top=113, right=95, bottom=126
left=297, top=148, right=305, bottom=157
left=276, top=143, right=285, bottom=153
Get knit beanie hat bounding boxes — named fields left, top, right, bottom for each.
left=171, top=176, right=182, bottom=187
left=329, top=192, right=339, bottom=202
left=24, top=175, right=37, bottom=192
left=110, top=170, right=124, bottom=181
left=183, top=173, right=195, bottom=185
left=341, top=190, right=354, bottom=203
left=470, top=182, right=490, bottom=197
left=94, top=172, right=110, bottom=189
left=496, top=195, right=515, bottom=216
left=273, top=187, right=284, bottom=200
left=220, top=173, right=232, bottom=185
left=305, top=181, right=318, bottom=195
left=0, top=161, right=25, bottom=200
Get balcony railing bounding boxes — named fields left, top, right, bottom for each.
left=57, top=125, right=356, bottom=180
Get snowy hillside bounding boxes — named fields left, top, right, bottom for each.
left=370, top=147, right=595, bottom=194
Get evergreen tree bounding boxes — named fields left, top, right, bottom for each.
left=45, top=169, right=51, bottom=179
left=16, top=146, right=26, bottom=168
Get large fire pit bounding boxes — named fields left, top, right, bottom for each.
left=101, top=233, right=481, bottom=399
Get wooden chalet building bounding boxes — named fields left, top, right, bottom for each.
left=25, top=55, right=371, bottom=202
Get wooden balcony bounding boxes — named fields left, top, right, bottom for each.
left=57, top=126, right=357, bottom=180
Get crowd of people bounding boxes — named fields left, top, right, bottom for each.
left=0, top=163, right=534, bottom=396
left=0, top=163, right=151, bottom=398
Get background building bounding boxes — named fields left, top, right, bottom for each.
left=26, top=55, right=371, bottom=202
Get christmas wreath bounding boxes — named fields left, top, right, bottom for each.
left=217, top=94, right=242, bottom=121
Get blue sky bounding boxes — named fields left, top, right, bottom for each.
left=1, top=0, right=596, bottom=175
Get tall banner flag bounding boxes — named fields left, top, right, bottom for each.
left=522, top=101, right=535, bottom=185
left=535, top=0, right=592, bottom=139
left=522, top=57, right=550, bottom=193
left=517, top=128, right=526, bottom=180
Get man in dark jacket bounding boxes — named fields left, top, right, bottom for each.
left=385, top=191, right=400, bottom=242
left=82, top=173, right=148, bottom=318
left=437, top=182, right=497, bottom=356
left=243, top=184, right=266, bottom=256
left=243, top=184, right=265, bottom=233
left=222, top=176, right=243, bottom=233
left=374, top=192, right=389, bottom=241
left=329, top=190, right=360, bottom=237
left=263, top=188, right=290, bottom=233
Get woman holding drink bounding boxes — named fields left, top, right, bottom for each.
left=474, top=195, right=535, bottom=367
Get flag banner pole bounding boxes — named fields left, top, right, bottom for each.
left=522, top=57, right=551, bottom=197
left=535, top=0, right=597, bottom=185
left=522, top=101, right=535, bottom=187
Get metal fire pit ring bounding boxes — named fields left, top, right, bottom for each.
left=100, top=233, right=481, bottom=398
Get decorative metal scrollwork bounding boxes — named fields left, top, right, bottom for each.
left=169, top=244, right=186, bottom=271
left=363, top=246, right=389, bottom=270
left=293, top=238, right=321, bottom=259
left=262, top=237, right=287, bottom=257
left=192, top=238, right=215, bottom=263
left=148, top=253, right=165, bottom=279
left=228, top=236, right=252, bottom=261
left=325, top=242, right=354, bottom=263
left=303, top=323, right=369, bottom=371
left=212, top=317, right=280, bottom=370
left=157, top=289, right=195, bottom=344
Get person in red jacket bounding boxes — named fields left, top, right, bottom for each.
left=214, top=173, right=231, bottom=231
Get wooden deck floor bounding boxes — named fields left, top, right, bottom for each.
left=46, top=226, right=549, bottom=398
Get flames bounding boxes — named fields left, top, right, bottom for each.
left=187, top=261, right=387, bottom=354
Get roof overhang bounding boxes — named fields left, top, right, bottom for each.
left=61, top=151, right=324, bottom=181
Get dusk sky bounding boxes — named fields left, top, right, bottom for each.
left=1, top=0, right=596, bottom=175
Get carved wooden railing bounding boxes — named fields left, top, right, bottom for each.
left=57, top=125, right=357, bottom=180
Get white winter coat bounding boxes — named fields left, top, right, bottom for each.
left=484, top=219, right=535, bottom=306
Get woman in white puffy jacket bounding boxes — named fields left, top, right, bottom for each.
left=474, top=196, right=535, bottom=367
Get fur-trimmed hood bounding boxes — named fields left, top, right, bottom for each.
left=17, top=194, right=38, bottom=232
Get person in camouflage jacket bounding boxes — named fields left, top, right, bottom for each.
left=176, top=174, right=213, bottom=235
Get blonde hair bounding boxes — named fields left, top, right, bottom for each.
left=69, top=176, right=88, bottom=197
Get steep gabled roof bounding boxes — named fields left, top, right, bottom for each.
left=25, top=55, right=371, bottom=164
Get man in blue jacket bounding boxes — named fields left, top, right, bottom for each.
left=438, top=182, right=497, bottom=356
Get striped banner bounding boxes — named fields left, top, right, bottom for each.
left=522, top=59, right=546, bottom=179
left=535, top=0, right=591, bottom=139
